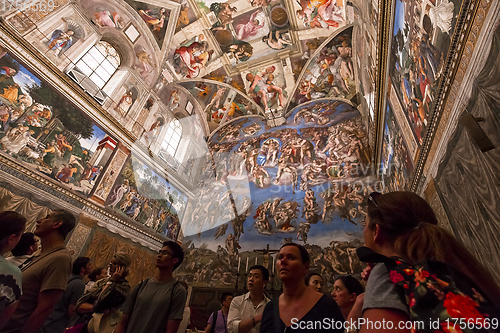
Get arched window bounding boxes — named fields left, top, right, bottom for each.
left=161, top=119, right=182, bottom=158
left=74, top=41, right=120, bottom=89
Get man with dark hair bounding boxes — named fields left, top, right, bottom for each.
left=1, top=209, right=76, bottom=333
left=40, top=257, right=92, bottom=333
left=116, top=241, right=187, bottom=333
left=228, top=265, right=270, bottom=333
left=6, top=233, right=37, bottom=267
left=204, top=292, right=233, bottom=333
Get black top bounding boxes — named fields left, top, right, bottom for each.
left=260, top=294, right=344, bottom=333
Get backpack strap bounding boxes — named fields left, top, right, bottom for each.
left=130, top=279, right=149, bottom=312
left=210, top=310, right=218, bottom=333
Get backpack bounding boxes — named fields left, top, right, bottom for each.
left=210, top=311, right=218, bottom=333
left=357, top=247, right=500, bottom=333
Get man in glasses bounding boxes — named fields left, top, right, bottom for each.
left=116, top=241, right=187, bottom=333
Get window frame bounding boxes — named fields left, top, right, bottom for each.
left=74, top=41, right=121, bottom=89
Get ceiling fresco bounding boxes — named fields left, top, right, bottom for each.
left=0, top=0, right=380, bottom=287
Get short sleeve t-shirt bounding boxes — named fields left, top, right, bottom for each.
left=40, top=274, right=85, bottom=333
left=0, top=256, right=22, bottom=312
left=122, top=279, right=187, bottom=333
left=362, top=263, right=409, bottom=315
left=208, top=310, right=229, bottom=333
left=2, top=246, right=72, bottom=332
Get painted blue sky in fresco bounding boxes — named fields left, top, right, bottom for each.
left=184, top=99, right=372, bottom=251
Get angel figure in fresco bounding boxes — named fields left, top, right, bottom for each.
left=262, top=30, right=291, bottom=50
left=139, top=8, right=168, bottom=35
left=235, top=10, right=266, bottom=41
left=296, top=0, right=343, bottom=28
left=174, top=37, right=212, bottom=78
left=94, top=10, right=124, bottom=29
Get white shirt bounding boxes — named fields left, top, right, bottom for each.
left=227, top=292, right=270, bottom=333
left=5, top=254, right=31, bottom=267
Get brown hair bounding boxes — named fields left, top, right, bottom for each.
left=0, top=211, right=26, bottom=249
left=367, top=191, right=500, bottom=306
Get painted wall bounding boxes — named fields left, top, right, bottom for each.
left=434, top=21, right=500, bottom=282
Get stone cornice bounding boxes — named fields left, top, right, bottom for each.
left=0, top=154, right=165, bottom=250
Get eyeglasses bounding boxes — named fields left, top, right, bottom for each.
left=158, top=250, right=173, bottom=256
left=368, top=192, right=381, bottom=207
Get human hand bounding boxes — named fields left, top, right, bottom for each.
left=361, top=264, right=373, bottom=281
left=347, top=293, right=365, bottom=321
left=111, top=266, right=125, bottom=282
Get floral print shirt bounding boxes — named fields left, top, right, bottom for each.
left=0, top=256, right=22, bottom=311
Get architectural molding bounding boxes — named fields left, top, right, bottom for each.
left=0, top=154, right=164, bottom=250
left=410, top=0, right=479, bottom=191
left=373, top=0, right=392, bottom=167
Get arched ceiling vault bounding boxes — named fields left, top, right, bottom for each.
left=73, top=0, right=359, bottom=138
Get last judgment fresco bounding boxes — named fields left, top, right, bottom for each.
left=176, top=99, right=377, bottom=287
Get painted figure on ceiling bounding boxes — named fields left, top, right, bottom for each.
left=210, top=2, right=237, bottom=29
left=245, top=69, right=284, bottom=111
left=222, top=42, right=253, bottom=64
left=139, top=7, right=168, bottom=37
left=174, top=36, right=212, bottom=78
left=176, top=5, right=190, bottom=31
left=48, top=29, right=74, bottom=56
left=296, top=0, right=343, bottom=28
left=94, top=10, right=124, bottom=29
left=135, top=49, right=155, bottom=79
left=169, top=90, right=180, bottom=110
left=235, top=10, right=266, bottom=41
left=262, top=30, right=292, bottom=50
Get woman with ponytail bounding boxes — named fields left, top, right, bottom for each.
left=352, top=191, right=500, bottom=333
